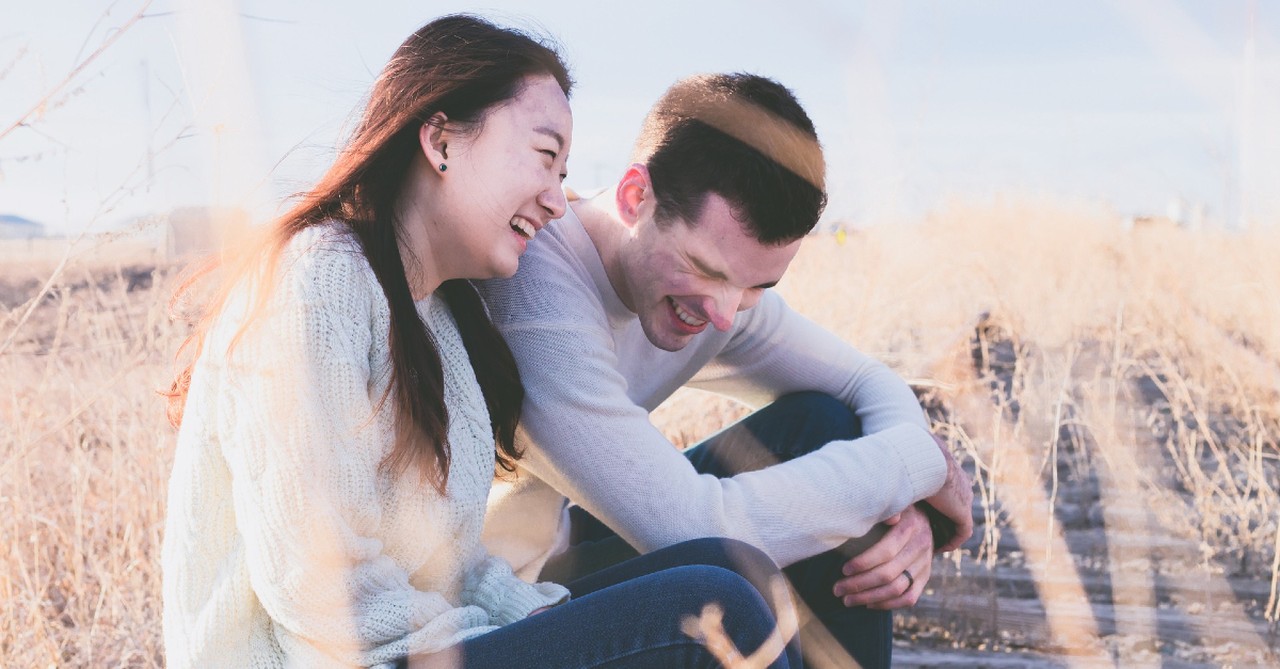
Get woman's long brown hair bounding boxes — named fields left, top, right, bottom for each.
left=165, top=15, right=573, bottom=492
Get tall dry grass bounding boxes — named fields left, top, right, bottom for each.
left=2, top=253, right=179, bottom=667
left=778, top=199, right=1280, bottom=582
left=2, top=199, right=1278, bottom=666
left=775, top=199, right=1280, bottom=664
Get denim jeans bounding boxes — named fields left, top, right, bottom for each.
left=541, top=392, right=893, bottom=669
left=412, top=538, right=801, bottom=668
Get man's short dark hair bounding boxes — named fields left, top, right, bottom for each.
left=632, top=73, right=827, bottom=244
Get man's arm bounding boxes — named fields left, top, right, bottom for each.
left=692, top=292, right=973, bottom=605
left=690, top=291, right=973, bottom=543
left=689, top=292, right=928, bottom=439
left=503, top=313, right=947, bottom=568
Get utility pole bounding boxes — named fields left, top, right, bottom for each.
left=1237, top=0, right=1256, bottom=232
left=142, top=58, right=154, bottom=187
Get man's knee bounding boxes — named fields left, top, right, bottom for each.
left=665, top=564, right=771, bottom=613
left=766, top=392, right=861, bottom=447
left=664, top=537, right=780, bottom=582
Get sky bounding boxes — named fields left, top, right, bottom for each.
left=1, top=0, right=1277, bottom=234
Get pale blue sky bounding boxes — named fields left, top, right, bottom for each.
left=1, top=0, right=1277, bottom=233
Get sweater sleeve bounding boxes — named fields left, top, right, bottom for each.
left=690, top=290, right=946, bottom=498
left=460, top=549, right=570, bottom=625
left=215, top=243, right=497, bottom=666
left=503, top=313, right=946, bottom=569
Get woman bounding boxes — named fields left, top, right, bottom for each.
left=162, top=14, right=800, bottom=669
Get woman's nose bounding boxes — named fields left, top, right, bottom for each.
left=538, top=185, right=567, bottom=221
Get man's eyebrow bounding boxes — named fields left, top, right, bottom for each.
left=534, top=126, right=565, bottom=150
left=687, top=253, right=727, bottom=281
left=688, top=253, right=778, bottom=290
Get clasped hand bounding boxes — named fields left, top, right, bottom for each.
left=833, top=435, right=973, bottom=609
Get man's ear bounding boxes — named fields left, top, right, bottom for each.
left=616, top=163, right=653, bottom=228
left=418, top=112, right=450, bottom=169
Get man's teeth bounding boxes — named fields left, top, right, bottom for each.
left=669, top=297, right=707, bottom=326
left=510, top=217, right=535, bottom=239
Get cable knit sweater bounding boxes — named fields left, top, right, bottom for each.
left=477, top=205, right=949, bottom=579
left=162, top=223, right=567, bottom=669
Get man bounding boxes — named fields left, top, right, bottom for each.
left=478, top=73, right=973, bottom=667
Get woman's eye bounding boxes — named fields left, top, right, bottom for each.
left=540, top=149, right=558, bottom=161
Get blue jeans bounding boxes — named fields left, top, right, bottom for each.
left=414, top=538, right=801, bottom=668
left=541, top=392, right=893, bottom=669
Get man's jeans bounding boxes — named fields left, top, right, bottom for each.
left=541, top=392, right=894, bottom=669
left=415, top=538, right=801, bottom=668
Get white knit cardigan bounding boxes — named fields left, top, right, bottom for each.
left=162, top=223, right=567, bottom=668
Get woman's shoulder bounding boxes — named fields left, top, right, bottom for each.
left=277, top=221, right=378, bottom=299
left=202, top=222, right=380, bottom=365
left=281, top=220, right=366, bottom=270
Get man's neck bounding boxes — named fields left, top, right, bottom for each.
left=572, top=188, right=637, bottom=313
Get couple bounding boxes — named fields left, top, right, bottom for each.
left=162, top=14, right=973, bottom=669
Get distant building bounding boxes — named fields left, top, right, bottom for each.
left=1121, top=199, right=1210, bottom=233
left=0, top=214, right=46, bottom=240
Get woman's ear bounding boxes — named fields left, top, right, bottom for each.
left=419, top=112, right=450, bottom=171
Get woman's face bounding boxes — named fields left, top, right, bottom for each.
left=431, top=74, right=573, bottom=280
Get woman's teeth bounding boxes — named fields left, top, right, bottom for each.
left=510, top=217, right=535, bottom=239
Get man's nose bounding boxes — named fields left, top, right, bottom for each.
left=707, top=290, right=743, bottom=332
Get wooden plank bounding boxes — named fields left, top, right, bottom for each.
left=960, top=525, right=1205, bottom=564
left=893, top=647, right=1073, bottom=668
left=928, top=560, right=1275, bottom=603
left=892, top=646, right=1224, bottom=669
left=901, top=593, right=1273, bottom=650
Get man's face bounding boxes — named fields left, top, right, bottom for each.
left=618, top=193, right=802, bottom=352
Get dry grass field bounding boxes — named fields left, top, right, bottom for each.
left=2, top=200, right=1278, bottom=667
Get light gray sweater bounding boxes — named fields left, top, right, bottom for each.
left=477, top=206, right=949, bottom=579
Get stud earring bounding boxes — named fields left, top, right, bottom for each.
left=439, top=163, right=447, bottom=172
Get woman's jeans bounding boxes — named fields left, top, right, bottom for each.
left=540, top=392, right=894, bottom=669
left=415, top=538, right=802, bottom=668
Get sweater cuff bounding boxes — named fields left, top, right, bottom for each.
left=463, top=556, right=570, bottom=626
left=484, top=580, right=570, bottom=627
left=881, top=423, right=948, bottom=502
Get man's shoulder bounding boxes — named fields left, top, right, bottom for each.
left=724, top=289, right=795, bottom=339
left=476, top=218, right=607, bottom=331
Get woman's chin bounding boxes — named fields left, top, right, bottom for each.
left=480, top=256, right=521, bottom=281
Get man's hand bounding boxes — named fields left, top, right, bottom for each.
left=923, top=434, right=974, bottom=553
left=832, top=504, right=933, bottom=609
left=832, top=435, right=974, bottom=609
